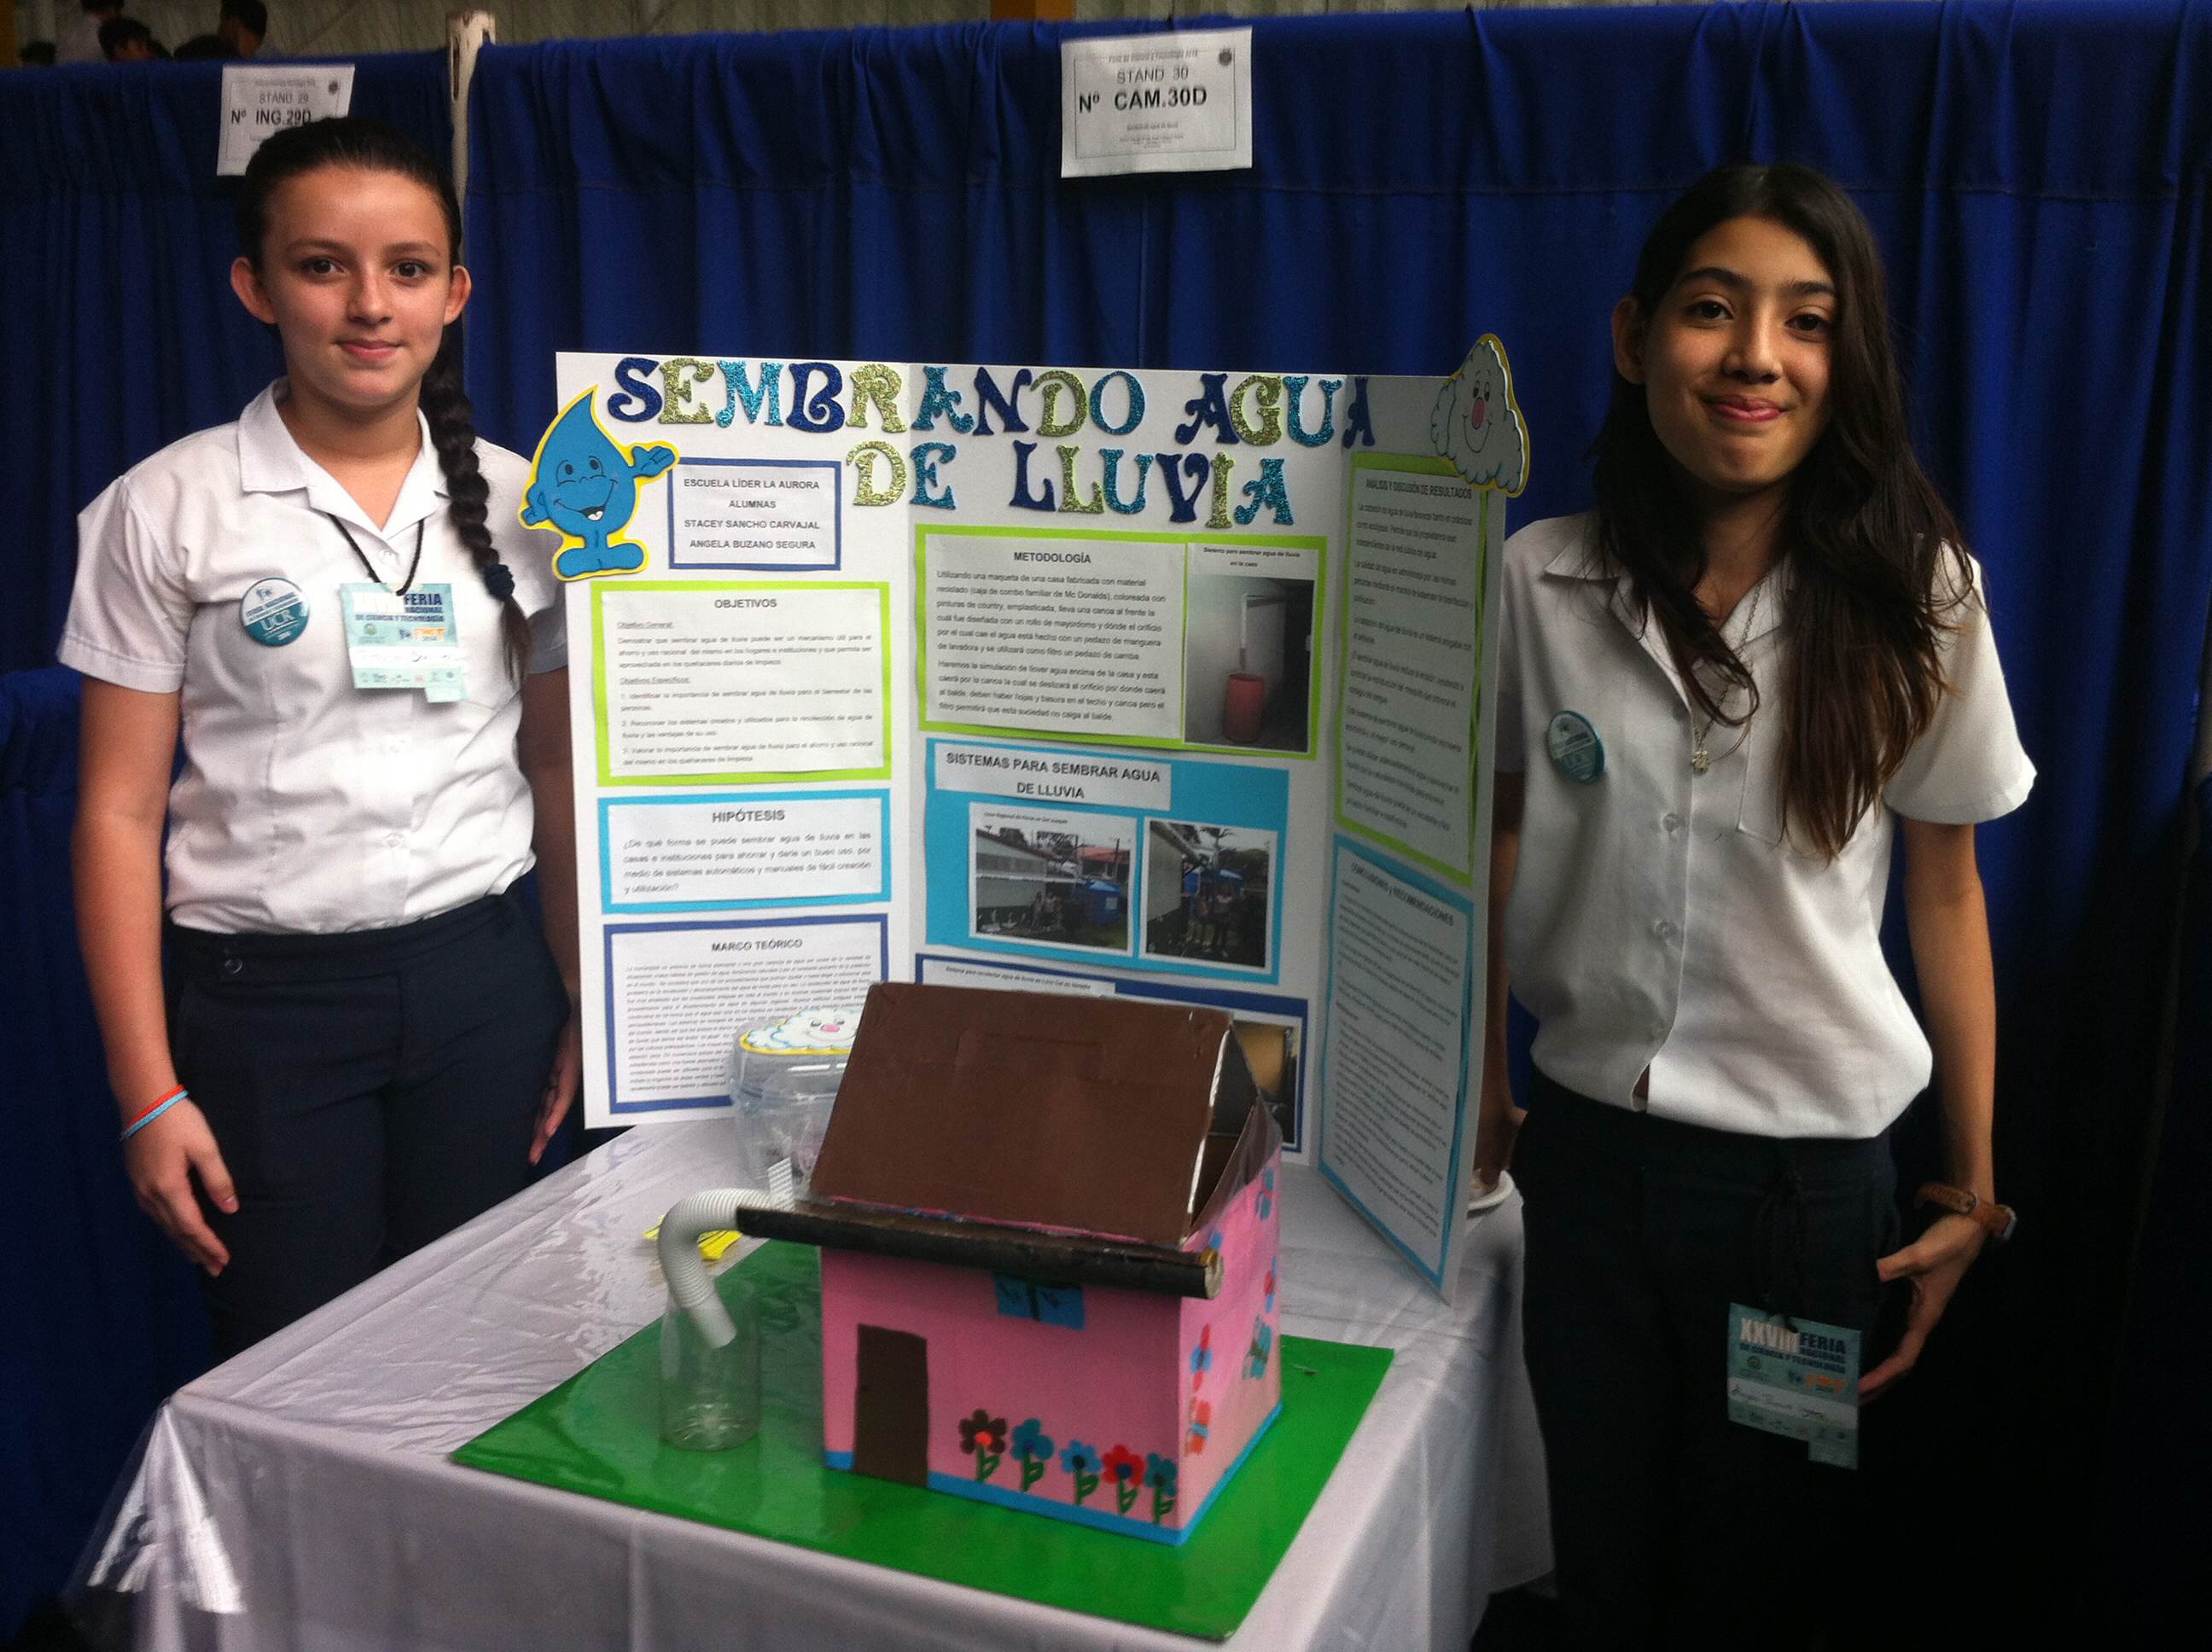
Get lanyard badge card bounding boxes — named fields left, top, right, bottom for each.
left=329, top=515, right=466, bottom=703
left=1725, top=1305, right=1861, bottom=1469
left=341, top=583, right=465, bottom=702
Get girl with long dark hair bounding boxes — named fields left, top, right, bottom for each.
left=1475, top=163, right=2033, bottom=1643
left=63, top=118, right=580, bottom=1358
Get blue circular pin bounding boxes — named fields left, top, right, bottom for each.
left=240, top=579, right=310, bottom=647
left=1545, top=710, right=1604, bottom=783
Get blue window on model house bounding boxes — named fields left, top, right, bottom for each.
left=993, top=1275, right=1086, bottom=1330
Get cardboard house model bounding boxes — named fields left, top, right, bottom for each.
left=742, top=981, right=1284, bottom=1544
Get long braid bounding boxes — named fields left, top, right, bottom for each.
left=422, top=339, right=531, bottom=683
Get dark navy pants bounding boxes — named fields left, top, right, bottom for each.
left=1514, top=1069, right=1905, bottom=1649
left=166, top=890, right=568, bottom=1358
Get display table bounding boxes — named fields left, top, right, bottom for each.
left=79, top=1126, right=1550, bottom=1650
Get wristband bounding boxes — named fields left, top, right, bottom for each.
left=1915, top=1181, right=2017, bottom=1245
left=120, top=1086, right=188, bottom=1141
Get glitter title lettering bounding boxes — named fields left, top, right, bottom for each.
left=602, top=358, right=1380, bottom=529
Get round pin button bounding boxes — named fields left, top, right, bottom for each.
left=240, top=579, right=310, bottom=647
left=1545, top=710, right=1604, bottom=784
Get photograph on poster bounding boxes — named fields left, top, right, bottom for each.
left=1141, top=818, right=1275, bottom=970
left=969, top=805, right=1136, bottom=954
left=1183, top=571, right=1315, bottom=751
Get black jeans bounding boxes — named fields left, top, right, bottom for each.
left=1515, top=1070, right=1903, bottom=1649
left=167, top=890, right=568, bottom=1358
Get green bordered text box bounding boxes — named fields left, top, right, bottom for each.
left=915, top=524, right=1327, bottom=760
left=592, top=579, right=894, bottom=788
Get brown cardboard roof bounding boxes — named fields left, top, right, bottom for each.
left=810, top=983, right=1233, bottom=1248
left=730, top=1198, right=1222, bottom=1298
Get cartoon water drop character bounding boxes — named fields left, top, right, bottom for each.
left=520, top=392, right=678, bottom=581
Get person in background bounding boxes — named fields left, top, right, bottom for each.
left=179, top=0, right=266, bottom=61
left=1208, top=881, right=1239, bottom=961
left=221, top=0, right=267, bottom=55
left=58, top=1, right=120, bottom=64
left=99, top=17, right=164, bottom=61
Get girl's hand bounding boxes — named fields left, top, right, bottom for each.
left=1473, top=1096, right=1526, bottom=1191
left=1862, top=1213, right=1987, bottom=1399
left=124, top=1100, right=236, bottom=1275
left=529, top=1013, right=583, bottom=1165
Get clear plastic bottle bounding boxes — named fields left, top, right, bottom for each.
left=659, top=1275, right=761, bottom=1451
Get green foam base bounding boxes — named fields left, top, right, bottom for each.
left=452, top=1242, right=1391, bottom=1640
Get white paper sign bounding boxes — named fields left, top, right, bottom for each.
left=1061, top=27, right=1254, bottom=177
left=218, top=65, right=357, bottom=177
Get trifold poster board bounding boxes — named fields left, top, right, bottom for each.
left=526, top=347, right=1527, bottom=1297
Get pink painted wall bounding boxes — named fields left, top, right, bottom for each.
left=818, top=1146, right=1284, bottom=1533
left=1175, top=1148, right=1284, bottom=1518
left=821, top=1249, right=1182, bottom=1516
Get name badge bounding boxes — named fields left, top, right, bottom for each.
left=1545, top=710, right=1604, bottom=783
left=240, top=579, right=310, bottom=647
left=341, top=583, right=465, bottom=703
left=1726, top=1304, right=1860, bottom=1469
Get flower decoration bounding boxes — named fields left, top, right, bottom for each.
left=1010, top=1416, right=1056, bottom=1494
left=958, top=1408, right=1008, bottom=1481
left=1245, top=1316, right=1274, bottom=1379
left=1101, top=1445, right=1146, bottom=1515
left=1264, top=1259, right=1278, bottom=1315
left=1186, top=1397, right=1212, bottom=1455
left=1190, top=1324, right=1214, bottom=1387
left=1061, top=1439, right=1103, bottom=1506
left=1257, top=1165, right=1276, bottom=1220
left=1144, top=1452, right=1179, bottom=1523
left=1205, top=1226, right=1225, bottom=1254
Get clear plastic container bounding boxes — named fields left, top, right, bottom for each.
left=727, top=1005, right=863, bottom=1198
left=659, top=1277, right=760, bottom=1451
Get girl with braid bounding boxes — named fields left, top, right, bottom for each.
left=62, top=119, right=579, bottom=1357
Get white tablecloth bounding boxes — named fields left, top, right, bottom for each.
left=80, top=1127, right=1551, bottom=1650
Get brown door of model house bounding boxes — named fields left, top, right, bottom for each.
left=853, top=1325, right=930, bottom=1486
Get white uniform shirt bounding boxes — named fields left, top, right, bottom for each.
left=1495, top=511, right=2034, bottom=1139
left=61, top=383, right=567, bottom=935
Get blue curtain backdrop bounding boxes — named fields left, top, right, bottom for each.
left=0, top=55, right=451, bottom=1640
left=463, top=3, right=2210, bottom=1628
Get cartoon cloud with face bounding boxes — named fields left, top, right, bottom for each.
left=1431, top=335, right=1529, bottom=496
left=520, top=392, right=679, bottom=581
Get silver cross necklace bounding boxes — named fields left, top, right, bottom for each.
left=1690, top=577, right=1763, bottom=774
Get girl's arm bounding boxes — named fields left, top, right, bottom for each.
left=517, top=667, right=582, bottom=1163
left=1863, top=814, right=1998, bottom=1397
left=1474, top=771, right=1527, bottom=1188
left=74, top=678, right=236, bottom=1274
